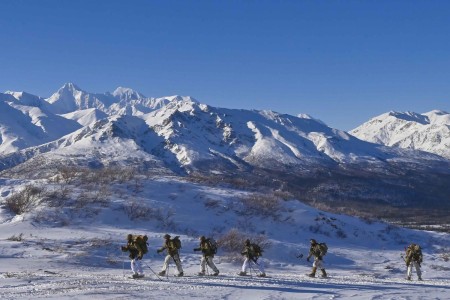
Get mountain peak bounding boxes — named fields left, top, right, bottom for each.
left=112, top=87, right=145, bottom=101
left=60, top=82, right=82, bottom=92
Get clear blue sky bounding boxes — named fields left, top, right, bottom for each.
left=1, top=0, right=449, bottom=130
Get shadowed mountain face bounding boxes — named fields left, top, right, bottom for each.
left=1, top=85, right=450, bottom=227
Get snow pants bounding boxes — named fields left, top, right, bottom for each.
left=200, top=256, right=219, bottom=273
left=131, top=258, right=143, bottom=275
left=242, top=257, right=265, bottom=274
left=313, top=257, right=325, bottom=270
left=162, top=253, right=183, bottom=274
left=407, top=261, right=422, bottom=279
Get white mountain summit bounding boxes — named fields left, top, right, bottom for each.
left=350, top=110, right=450, bottom=159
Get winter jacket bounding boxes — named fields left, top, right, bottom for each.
left=308, top=244, right=323, bottom=260
left=194, top=240, right=215, bottom=257
left=122, top=240, right=144, bottom=260
left=405, top=244, right=423, bottom=266
left=158, top=239, right=179, bottom=257
left=241, top=244, right=261, bottom=260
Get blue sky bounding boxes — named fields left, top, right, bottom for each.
left=1, top=0, right=449, bottom=130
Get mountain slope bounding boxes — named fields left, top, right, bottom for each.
left=144, top=99, right=445, bottom=172
left=350, top=110, right=450, bottom=159
left=0, top=100, right=81, bottom=154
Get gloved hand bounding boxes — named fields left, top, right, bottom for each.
left=137, top=254, right=143, bottom=260
left=318, top=256, right=323, bottom=261
left=121, top=246, right=127, bottom=251
left=193, top=248, right=199, bottom=252
left=157, top=249, right=162, bottom=254
left=307, top=257, right=310, bottom=262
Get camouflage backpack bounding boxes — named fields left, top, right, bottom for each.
left=172, top=236, right=182, bottom=249
left=407, top=244, right=422, bottom=261
left=206, top=238, right=218, bottom=255
left=133, top=235, right=149, bottom=254
left=318, top=242, right=328, bottom=256
left=251, top=243, right=263, bottom=257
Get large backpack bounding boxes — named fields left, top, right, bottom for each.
left=206, top=238, right=218, bottom=254
left=172, top=236, right=182, bottom=249
left=251, top=243, right=263, bottom=257
left=319, top=242, right=328, bottom=256
left=133, top=235, right=149, bottom=254
left=408, top=244, right=422, bottom=261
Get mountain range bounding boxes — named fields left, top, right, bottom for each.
left=1, top=83, right=449, bottom=223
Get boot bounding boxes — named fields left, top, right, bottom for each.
left=158, top=271, right=166, bottom=276
left=308, top=267, right=317, bottom=278
left=175, top=272, right=183, bottom=277
left=197, top=271, right=205, bottom=276
left=257, top=273, right=266, bottom=277
left=238, top=271, right=247, bottom=276
left=212, top=271, right=219, bottom=276
left=321, top=269, right=327, bottom=278
left=407, top=276, right=411, bottom=281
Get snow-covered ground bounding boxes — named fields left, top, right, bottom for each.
left=1, top=175, right=449, bottom=299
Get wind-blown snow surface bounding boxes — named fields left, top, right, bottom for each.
left=350, top=110, right=450, bottom=159
left=0, top=175, right=449, bottom=299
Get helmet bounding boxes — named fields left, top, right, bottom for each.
left=199, top=236, right=206, bottom=241
left=310, top=239, right=317, bottom=245
left=127, top=234, right=133, bottom=241
left=164, top=234, right=171, bottom=239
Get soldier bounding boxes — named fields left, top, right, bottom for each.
left=193, top=236, right=220, bottom=276
left=121, top=234, right=147, bottom=279
left=157, top=234, right=184, bottom=277
left=405, top=243, right=423, bottom=281
left=306, top=239, right=327, bottom=278
left=238, top=239, right=266, bottom=277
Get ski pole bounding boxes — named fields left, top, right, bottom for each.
left=167, top=260, right=170, bottom=279
left=142, top=261, right=164, bottom=281
left=122, top=250, right=126, bottom=278
left=248, top=260, right=256, bottom=278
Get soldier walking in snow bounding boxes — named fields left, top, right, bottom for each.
left=157, top=234, right=184, bottom=277
left=306, top=239, right=327, bottom=278
left=405, top=243, right=423, bottom=281
left=193, top=236, right=220, bottom=276
left=239, top=239, right=266, bottom=277
left=121, top=234, right=148, bottom=278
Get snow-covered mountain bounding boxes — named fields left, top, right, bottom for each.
left=350, top=110, right=450, bottom=159
left=0, top=93, right=82, bottom=154
left=46, top=83, right=173, bottom=116
left=1, top=84, right=450, bottom=214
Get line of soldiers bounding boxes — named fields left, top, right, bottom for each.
left=121, top=235, right=423, bottom=281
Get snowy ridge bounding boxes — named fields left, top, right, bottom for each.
left=350, top=110, right=450, bottom=159
left=1, top=84, right=449, bottom=173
